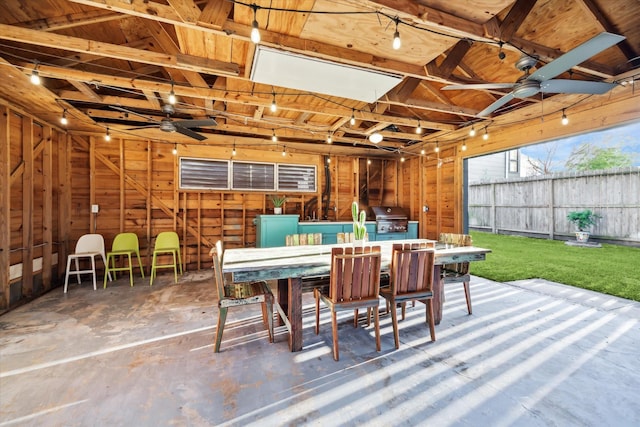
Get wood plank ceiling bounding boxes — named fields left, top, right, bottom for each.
left=0, top=0, right=637, bottom=156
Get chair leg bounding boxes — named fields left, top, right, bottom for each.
left=426, top=300, right=436, bottom=341
left=173, top=251, right=178, bottom=283
left=103, top=254, right=112, bottom=289
left=150, top=252, right=157, bottom=285
left=331, top=310, right=339, bottom=361
left=463, top=281, right=472, bottom=314
left=74, top=258, right=81, bottom=284
left=314, top=289, right=321, bottom=335
left=127, top=253, right=134, bottom=287
left=353, top=309, right=359, bottom=327
left=266, top=294, right=274, bottom=343
left=64, top=256, right=73, bottom=293
left=373, top=306, right=381, bottom=352
left=214, top=306, right=228, bottom=353
left=390, top=298, right=400, bottom=349
left=90, top=256, right=97, bottom=291
left=135, top=251, right=145, bottom=278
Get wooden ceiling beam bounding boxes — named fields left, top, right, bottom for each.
left=498, top=0, right=538, bottom=42
left=0, top=23, right=240, bottom=77
left=68, top=80, right=103, bottom=103
left=166, top=0, right=202, bottom=24
left=197, top=0, right=233, bottom=30
left=16, top=9, right=127, bottom=31
left=433, top=40, right=472, bottom=78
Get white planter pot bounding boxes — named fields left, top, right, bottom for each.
left=575, top=231, right=590, bottom=243
left=273, top=207, right=282, bottom=215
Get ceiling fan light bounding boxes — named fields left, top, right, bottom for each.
left=369, top=132, right=383, bottom=143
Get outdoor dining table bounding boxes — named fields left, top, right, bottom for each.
left=221, top=239, right=491, bottom=352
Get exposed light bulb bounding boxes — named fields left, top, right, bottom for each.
left=400, top=156, right=405, bottom=162
left=369, top=132, right=383, bottom=143
left=327, top=133, right=332, bottom=144
left=434, top=142, right=440, bottom=153
left=60, top=109, right=68, bottom=126
left=327, top=157, right=331, bottom=163
left=282, top=146, right=286, bottom=156
left=30, top=69, right=40, bottom=85
left=561, top=110, right=569, bottom=125
left=172, top=145, right=177, bottom=155
left=232, top=145, right=237, bottom=156
left=416, top=121, right=422, bottom=134
left=469, top=126, right=476, bottom=137
left=350, top=111, right=356, bottom=126
left=420, top=149, right=426, bottom=155
left=272, top=130, right=277, bottom=142
left=367, top=159, right=371, bottom=165
left=104, top=128, right=111, bottom=142
left=483, top=128, right=489, bottom=140
left=250, top=6, right=261, bottom=43
left=462, top=141, right=467, bottom=151
left=168, top=83, right=176, bottom=105
left=392, top=19, right=401, bottom=50
left=270, top=93, right=277, bottom=112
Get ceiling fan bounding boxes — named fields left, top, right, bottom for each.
left=442, top=32, right=626, bottom=117
left=110, top=104, right=217, bottom=141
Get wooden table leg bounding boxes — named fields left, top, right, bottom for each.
left=432, top=265, right=443, bottom=325
left=289, top=277, right=303, bottom=352
left=276, top=278, right=288, bottom=327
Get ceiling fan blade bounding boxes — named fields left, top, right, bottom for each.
left=176, top=126, right=207, bottom=141
left=173, top=119, right=218, bottom=128
left=529, top=32, right=625, bottom=82
left=442, top=83, right=515, bottom=90
left=477, top=92, right=515, bottom=117
left=126, top=124, right=160, bottom=130
left=109, top=105, right=160, bottom=123
left=540, top=79, right=617, bottom=94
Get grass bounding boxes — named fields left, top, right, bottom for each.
left=469, top=231, right=640, bottom=302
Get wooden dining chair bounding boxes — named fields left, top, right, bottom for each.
left=212, top=240, right=274, bottom=353
left=439, top=233, right=473, bottom=314
left=379, top=244, right=437, bottom=349
left=314, top=245, right=382, bottom=361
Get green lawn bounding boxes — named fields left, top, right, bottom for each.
left=469, top=231, right=640, bottom=302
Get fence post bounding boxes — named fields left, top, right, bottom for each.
left=491, top=182, right=497, bottom=234
left=548, top=177, right=554, bottom=239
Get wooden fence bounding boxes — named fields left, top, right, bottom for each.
left=468, top=168, right=640, bottom=245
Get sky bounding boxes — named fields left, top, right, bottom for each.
left=519, top=121, right=640, bottom=171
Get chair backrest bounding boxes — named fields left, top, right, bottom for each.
left=75, top=234, right=106, bottom=255
left=111, top=232, right=140, bottom=252
left=439, top=233, right=472, bottom=274
left=212, top=240, right=226, bottom=301
left=389, top=246, right=435, bottom=296
left=329, top=245, right=381, bottom=303
left=285, top=233, right=322, bottom=246
left=154, top=231, right=180, bottom=250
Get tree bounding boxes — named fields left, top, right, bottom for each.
left=527, top=141, right=559, bottom=175
left=565, top=143, right=634, bottom=171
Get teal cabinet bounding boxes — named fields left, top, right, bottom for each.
left=255, top=215, right=299, bottom=248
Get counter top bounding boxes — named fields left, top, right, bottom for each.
left=298, top=220, right=418, bottom=224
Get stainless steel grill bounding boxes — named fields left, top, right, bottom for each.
left=370, top=206, right=409, bottom=234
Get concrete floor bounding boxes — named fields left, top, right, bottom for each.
left=1, top=269, right=639, bottom=427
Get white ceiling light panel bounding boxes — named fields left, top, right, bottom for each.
left=250, top=46, right=402, bottom=103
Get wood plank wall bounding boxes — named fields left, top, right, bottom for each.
left=0, top=101, right=459, bottom=313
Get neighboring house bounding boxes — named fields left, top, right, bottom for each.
left=468, top=149, right=540, bottom=183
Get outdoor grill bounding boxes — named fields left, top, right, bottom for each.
left=370, top=206, right=409, bottom=234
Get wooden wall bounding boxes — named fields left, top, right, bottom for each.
left=1, top=100, right=460, bottom=312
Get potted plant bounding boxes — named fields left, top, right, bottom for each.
left=567, top=209, right=601, bottom=243
left=270, top=195, right=287, bottom=214
left=351, top=201, right=367, bottom=243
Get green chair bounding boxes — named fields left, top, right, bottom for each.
left=150, top=231, right=183, bottom=285
left=104, top=232, right=144, bottom=288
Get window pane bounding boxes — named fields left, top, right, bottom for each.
left=232, top=162, right=275, bottom=190
left=180, top=158, right=229, bottom=189
left=278, top=164, right=316, bottom=191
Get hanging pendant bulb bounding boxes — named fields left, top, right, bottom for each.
left=270, top=92, right=277, bottom=112
left=561, top=109, right=569, bottom=125
left=462, top=140, right=467, bottom=151
left=434, top=141, right=440, bottom=153
left=250, top=5, right=261, bottom=44
left=60, top=109, right=68, bottom=126
left=469, top=126, right=476, bottom=137
left=232, top=144, right=237, bottom=156
left=272, top=130, right=277, bottom=142
left=172, top=144, right=178, bottom=155
left=30, top=68, right=41, bottom=85
left=104, top=127, right=111, bottom=142
left=168, top=81, right=176, bottom=105
left=416, top=120, right=422, bottom=134
left=327, top=132, right=332, bottom=144
left=483, top=127, right=489, bottom=140
left=392, top=18, right=401, bottom=50
left=350, top=110, right=356, bottom=126
left=420, top=148, right=426, bottom=155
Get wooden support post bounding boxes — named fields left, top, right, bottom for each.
left=42, top=126, right=53, bottom=290
left=0, top=105, right=10, bottom=309
left=58, top=134, right=71, bottom=283
left=22, top=116, right=34, bottom=297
